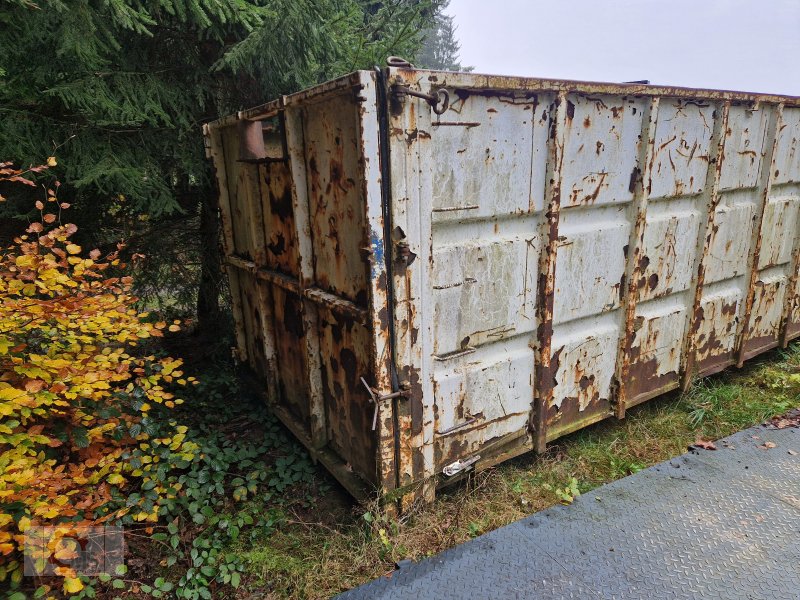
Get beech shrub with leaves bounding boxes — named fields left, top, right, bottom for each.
left=0, top=160, right=198, bottom=595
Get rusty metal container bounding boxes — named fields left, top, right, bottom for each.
left=204, top=68, right=800, bottom=505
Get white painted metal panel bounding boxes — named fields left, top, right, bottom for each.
left=560, top=95, right=647, bottom=207
left=432, top=235, right=539, bottom=355
left=387, top=70, right=800, bottom=492
left=649, top=101, right=715, bottom=199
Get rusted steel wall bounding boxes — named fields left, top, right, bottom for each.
left=386, top=69, right=800, bottom=501
left=204, top=72, right=395, bottom=497
left=206, top=68, right=800, bottom=505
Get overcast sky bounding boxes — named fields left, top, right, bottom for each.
left=447, top=0, right=800, bottom=96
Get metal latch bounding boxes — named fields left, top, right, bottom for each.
left=361, top=377, right=408, bottom=431
left=392, top=85, right=450, bottom=115
left=442, top=455, right=481, bottom=477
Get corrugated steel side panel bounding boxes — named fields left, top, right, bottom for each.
left=207, top=68, right=800, bottom=506
left=387, top=68, right=800, bottom=500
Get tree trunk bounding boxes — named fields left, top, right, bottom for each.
left=196, top=190, right=223, bottom=333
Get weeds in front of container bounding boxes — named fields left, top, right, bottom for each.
left=233, top=343, right=800, bottom=599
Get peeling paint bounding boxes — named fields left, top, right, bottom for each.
left=206, top=68, right=800, bottom=506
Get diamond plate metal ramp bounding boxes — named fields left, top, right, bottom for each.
left=339, top=425, right=800, bottom=599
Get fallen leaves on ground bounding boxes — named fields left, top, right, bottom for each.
left=766, top=408, right=800, bottom=430
left=691, top=439, right=717, bottom=451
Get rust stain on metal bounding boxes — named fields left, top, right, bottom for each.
left=531, top=92, right=567, bottom=453
left=206, top=68, right=800, bottom=507
left=680, top=102, right=730, bottom=390
left=734, top=104, right=783, bottom=368
left=613, top=97, right=659, bottom=417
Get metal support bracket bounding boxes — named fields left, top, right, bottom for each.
left=394, top=240, right=416, bottom=266
left=442, top=455, right=481, bottom=477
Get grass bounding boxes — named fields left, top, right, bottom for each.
left=229, top=343, right=800, bottom=599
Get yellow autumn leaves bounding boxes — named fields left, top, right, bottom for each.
left=155, top=320, right=182, bottom=333
left=0, top=161, right=198, bottom=596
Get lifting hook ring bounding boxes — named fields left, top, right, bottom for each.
left=392, top=85, right=450, bottom=115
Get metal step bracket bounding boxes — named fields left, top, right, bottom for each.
left=442, top=455, right=481, bottom=477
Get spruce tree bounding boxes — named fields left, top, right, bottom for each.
left=416, top=0, right=472, bottom=72
left=0, top=0, right=434, bottom=332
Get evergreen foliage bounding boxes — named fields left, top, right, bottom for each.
left=416, top=0, right=472, bottom=72
left=0, top=0, right=436, bottom=325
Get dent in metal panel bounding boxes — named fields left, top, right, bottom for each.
left=548, top=321, right=617, bottom=438
left=741, top=275, right=787, bottom=355
left=637, top=207, right=701, bottom=301
left=432, top=236, right=539, bottom=355
left=627, top=298, right=686, bottom=402
left=553, top=211, right=630, bottom=324
left=649, top=101, right=715, bottom=199
left=718, top=105, right=769, bottom=191
left=704, top=196, right=756, bottom=284
left=433, top=346, right=533, bottom=467
left=695, top=285, right=742, bottom=374
left=303, top=94, right=369, bottom=305
left=560, top=94, right=647, bottom=207
left=772, top=108, right=800, bottom=185
left=429, top=92, right=547, bottom=220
